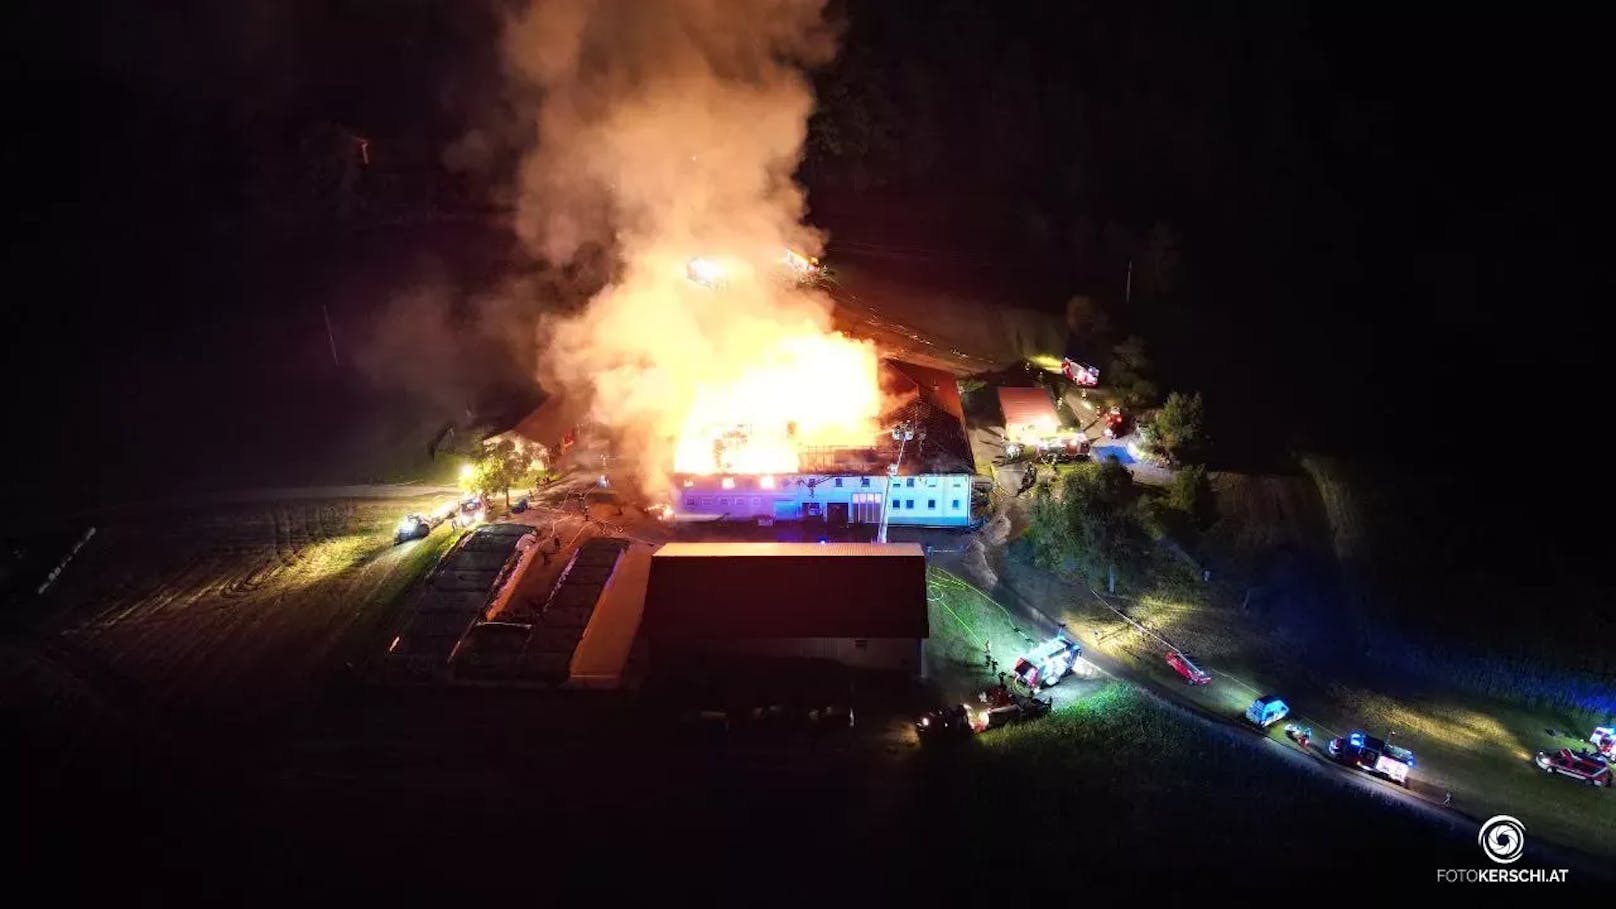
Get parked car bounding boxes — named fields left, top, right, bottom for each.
left=916, top=704, right=974, bottom=743
left=394, top=513, right=432, bottom=544
left=1534, top=749, right=1612, bottom=788
left=1245, top=694, right=1290, bottom=728
left=1165, top=649, right=1212, bottom=685
left=452, top=496, right=488, bottom=529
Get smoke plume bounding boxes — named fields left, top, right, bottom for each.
left=501, top=0, right=880, bottom=494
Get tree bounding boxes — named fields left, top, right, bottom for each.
left=465, top=439, right=530, bottom=509
left=1165, top=464, right=1217, bottom=532
left=1027, top=484, right=1073, bottom=570
left=1108, top=336, right=1159, bottom=407
left=1026, top=460, right=1147, bottom=592
left=806, top=47, right=900, bottom=191
left=1144, top=391, right=1208, bottom=466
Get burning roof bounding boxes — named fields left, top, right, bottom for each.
left=662, top=358, right=972, bottom=478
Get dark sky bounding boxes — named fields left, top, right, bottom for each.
left=7, top=1, right=1605, bottom=495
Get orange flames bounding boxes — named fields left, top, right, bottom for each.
left=672, top=330, right=882, bottom=475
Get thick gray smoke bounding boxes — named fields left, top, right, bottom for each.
left=502, top=0, right=838, bottom=264
left=500, top=0, right=883, bottom=493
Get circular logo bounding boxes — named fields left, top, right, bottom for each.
left=1478, top=815, right=1526, bottom=864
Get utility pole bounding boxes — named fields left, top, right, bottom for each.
left=876, top=420, right=916, bottom=544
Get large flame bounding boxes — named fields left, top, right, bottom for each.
left=673, top=329, right=882, bottom=475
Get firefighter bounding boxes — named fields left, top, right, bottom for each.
left=1297, top=727, right=1312, bottom=752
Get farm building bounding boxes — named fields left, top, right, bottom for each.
left=671, top=359, right=977, bottom=529
left=995, top=385, right=1060, bottom=443
left=641, top=542, right=929, bottom=673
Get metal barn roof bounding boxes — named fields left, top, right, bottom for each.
left=643, top=543, right=928, bottom=639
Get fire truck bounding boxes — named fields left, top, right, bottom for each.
left=1534, top=748, right=1612, bottom=788
left=1011, top=632, right=1083, bottom=689
left=1328, top=731, right=1416, bottom=787
left=1061, top=358, right=1100, bottom=387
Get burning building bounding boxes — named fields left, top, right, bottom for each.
left=669, top=358, right=978, bottom=529
left=494, top=0, right=911, bottom=509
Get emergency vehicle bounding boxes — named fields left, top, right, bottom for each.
left=1328, top=731, right=1416, bottom=787
left=1011, top=632, right=1083, bottom=689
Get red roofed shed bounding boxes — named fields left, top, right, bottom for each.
left=996, top=386, right=1060, bottom=441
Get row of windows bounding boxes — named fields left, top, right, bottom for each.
left=686, top=496, right=774, bottom=510
left=826, top=476, right=954, bottom=488
left=682, top=496, right=964, bottom=512
left=890, top=499, right=962, bottom=511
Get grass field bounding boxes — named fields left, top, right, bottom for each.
left=36, top=495, right=460, bottom=716
left=996, top=552, right=1616, bottom=861
left=907, top=681, right=1483, bottom=890
left=928, top=565, right=1042, bottom=682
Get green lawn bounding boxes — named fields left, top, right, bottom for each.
left=336, top=522, right=465, bottom=671
left=1320, top=686, right=1615, bottom=856
left=927, top=565, right=1042, bottom=687
left=911, top=681, right=1480, bottom=887
left=1004, top=555, right=1616, bottom=861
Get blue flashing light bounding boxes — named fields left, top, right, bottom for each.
left=1349, top=732, right=1365, bottom=747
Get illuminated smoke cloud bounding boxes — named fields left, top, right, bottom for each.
left=501, top=0, right=884, bottom=493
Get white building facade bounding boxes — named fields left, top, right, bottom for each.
left=674, top=473, right=974, bottom=528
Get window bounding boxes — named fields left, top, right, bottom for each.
left=834, top=477, right=843, bottom=487
left=906, top=499, right=915, bottom=509
left=860, top=477, right=870, bottom=487
left=927, top=499, right=936, bottom=510
left=890, top=500, right=900, bottom=510
left=854, top=639, right=869, bottom=650
left=701, top=497, right=714, bottom=509
left=951, top=499, right=961, bottom=510
left=685, top=498, right=696, bottom=508
left=717, top=497, right=729, bottom=508
left=906, top=478, right=915, bottom=488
